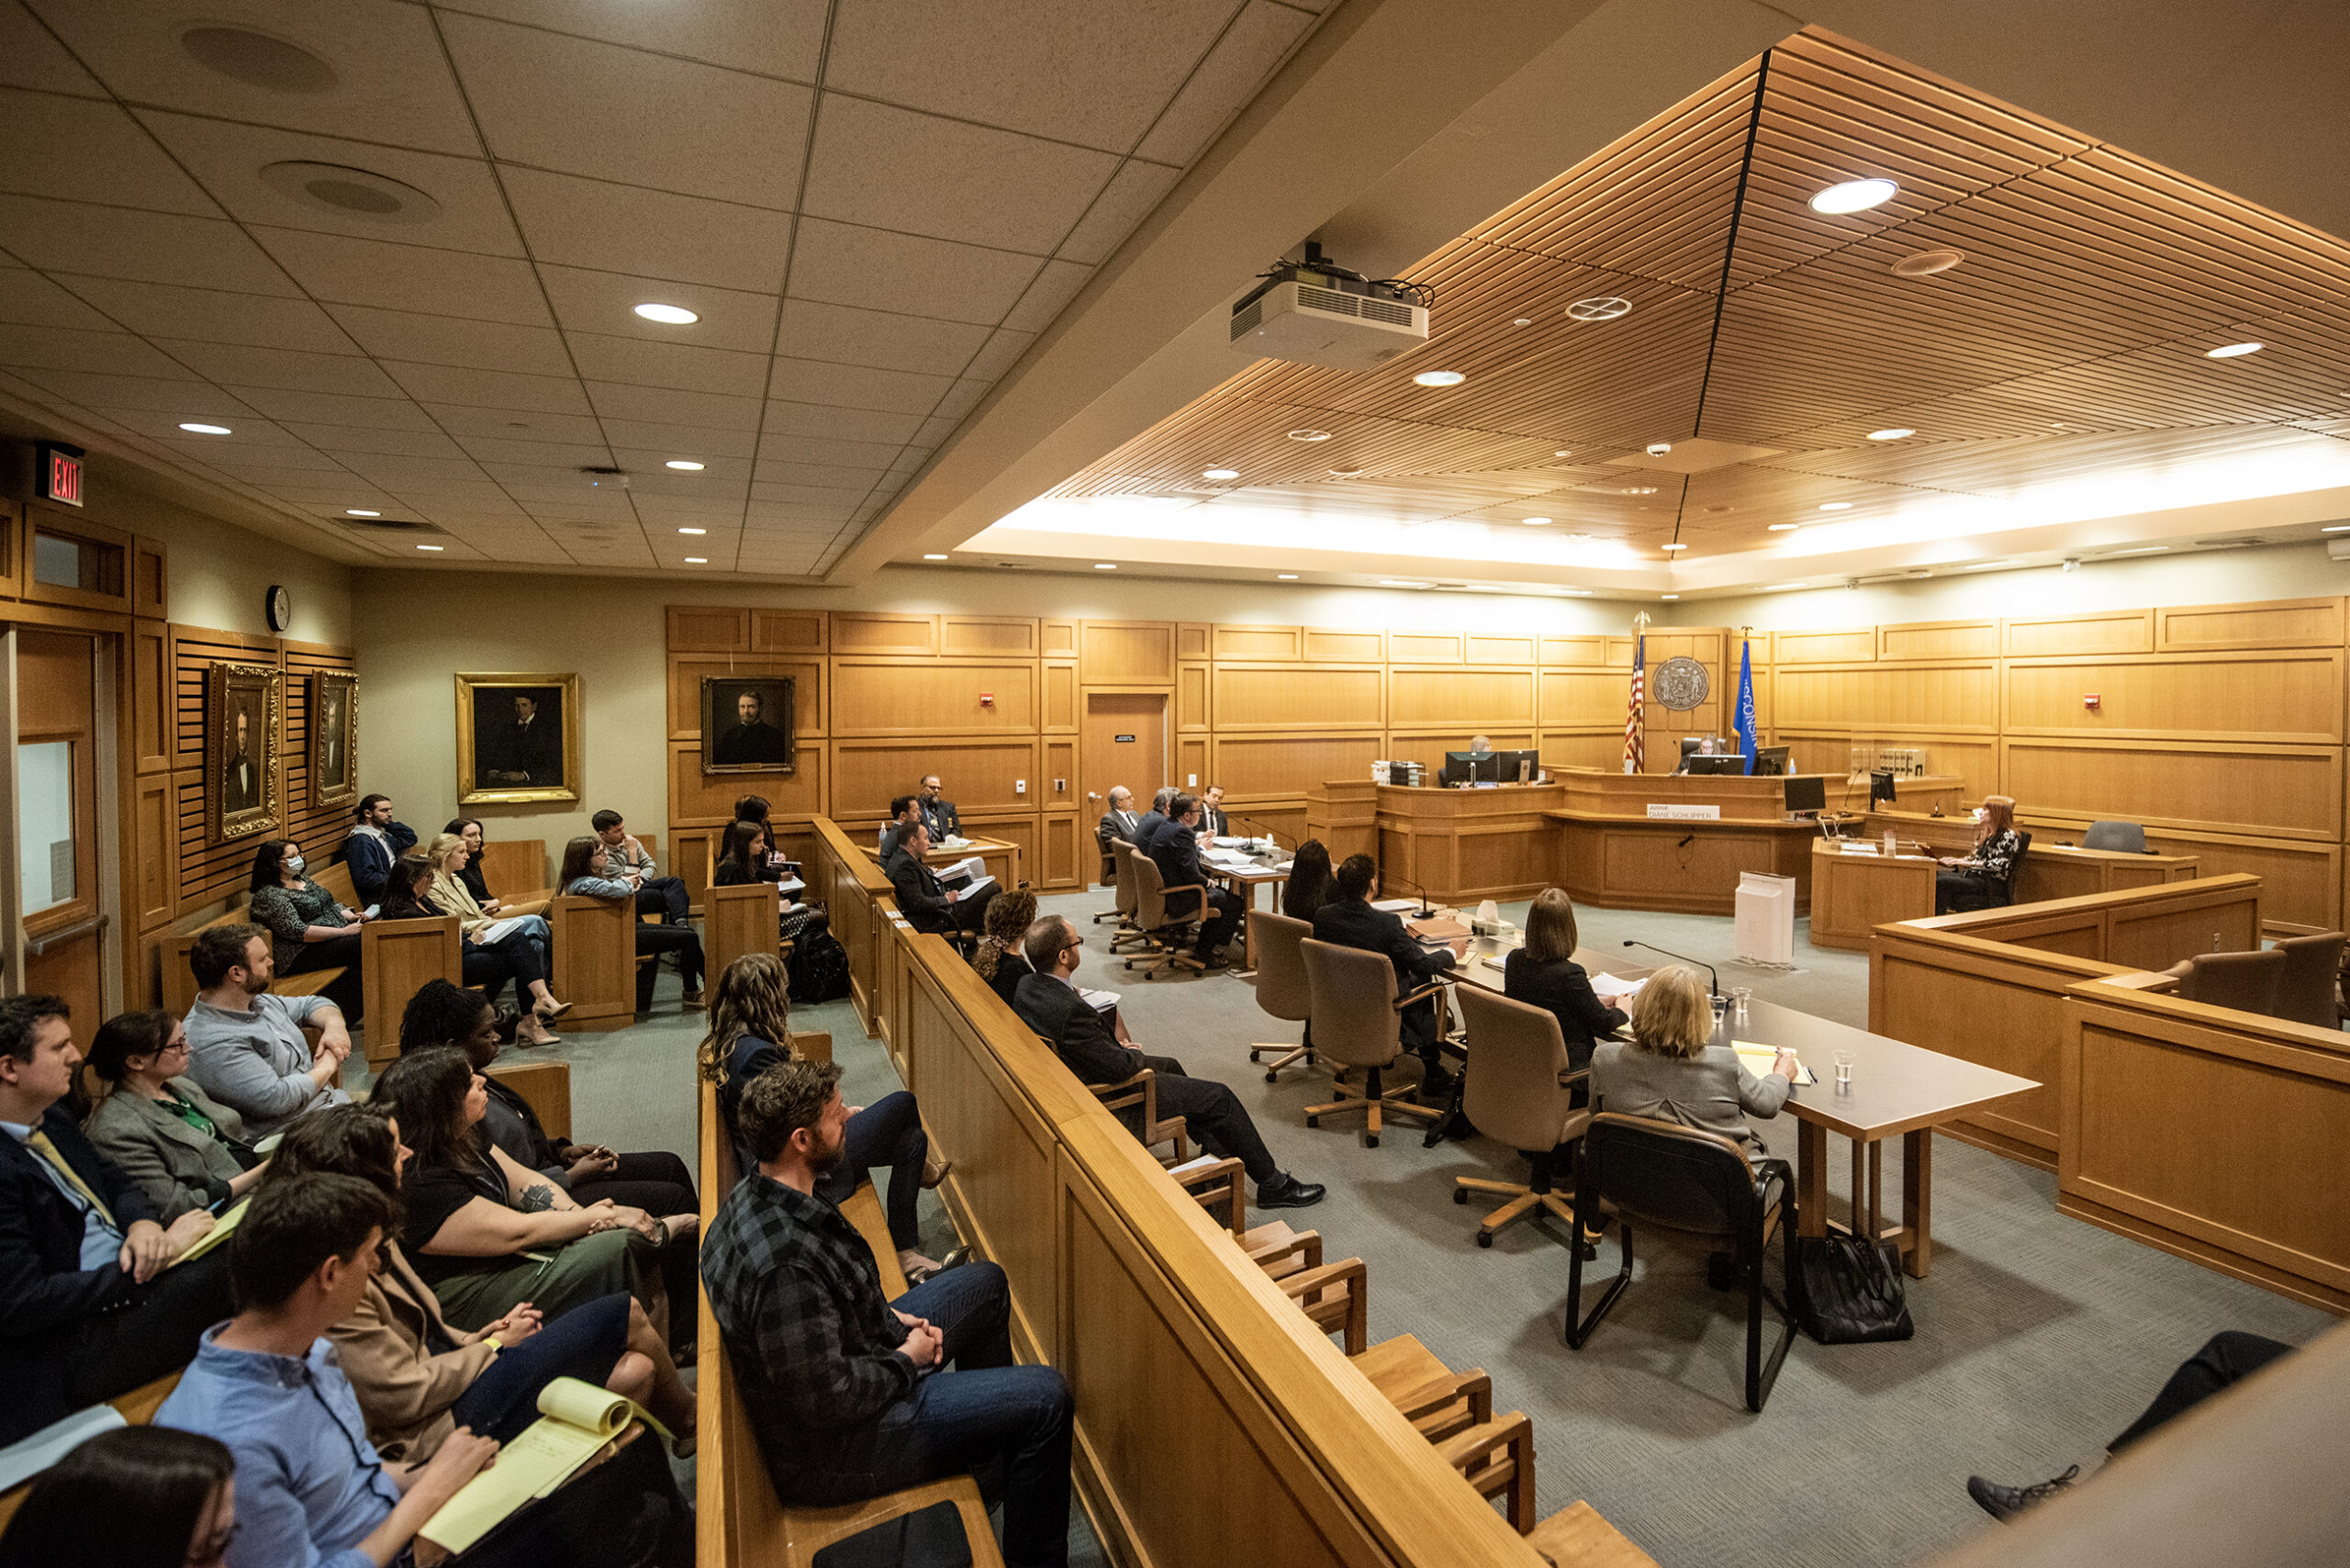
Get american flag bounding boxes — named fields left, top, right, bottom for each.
left=1623, top=633, right=1645, bottom=773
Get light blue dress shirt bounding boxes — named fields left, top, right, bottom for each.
left=1, top=1119, right=121, bottom=1270
left=157, top=1327, right=403, bottom=1568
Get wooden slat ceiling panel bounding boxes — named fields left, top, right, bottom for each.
left=1046, top=28, right=2350, bottom=554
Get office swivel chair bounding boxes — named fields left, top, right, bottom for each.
left=1565, top=1114, right=1796, bottom=1413
left=1122, top=845, right=1206, bottom=979
left=1450, top=987, right=1590, bottom=1249
left=2083, top=821, right=2150, bottom=853
left=1246, top=910, right=1317, bottom=1081
left=2165, top=947, right=2286, bottom=1014
left=2271, top=931, right=2348, bottom=1029
left=1297, top=937, right=1444, bottom=1147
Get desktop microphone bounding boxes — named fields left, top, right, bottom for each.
left=1622, top=940, right=1719, bottom=999
left=1382, top=868, right=1437, bottom=917
left=1235, top=815, right=1293, bottom=850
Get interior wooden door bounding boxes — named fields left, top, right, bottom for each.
left=17, top=631, right=105, bottom=1025
left=1081, top=693, right=1167, bottom=885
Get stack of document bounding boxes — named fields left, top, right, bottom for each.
left=1588, top=973, right=1646, bottom=1003
left=1201, top=846, right=1258, bottom=868
left=1079, top=987, right=1121, bottom=1013
left=1370, top=898, right=1420, bottom=913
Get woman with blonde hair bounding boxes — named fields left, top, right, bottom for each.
left=971, top=886, right=1039, bottom=1003
left=424, top=831, right=568, bottom=1027
left=699, top=954, right=950, bottom=1280
left=1935, top=794, right=2024, bottom=913
left=1503, top=888, right=1626, bottom=1083
left=1590, top=965, right=1797, bottom=1161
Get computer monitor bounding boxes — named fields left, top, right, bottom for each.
left=1869, top=768, right=1897, bottom=808
left=1685, top=754, right=1747, bottom=776
left=1753, top=745, right=1791, bottom=777
left=1784, top=774, right=1827, bottom=814
left=1495, top=748, right=1540, bottom=783
left=1440, top=751, right=1498, bottom=785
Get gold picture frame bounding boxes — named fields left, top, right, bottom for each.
left=699, top=675, right=796, bottom=774
left=310, top=670, right=358, bottom=809
left=208, top=661, right=282, bottom=844
left=457, top=672, right=580, bottom=805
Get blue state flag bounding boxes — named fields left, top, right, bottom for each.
left=1736, top=637, right=1759, bottom=776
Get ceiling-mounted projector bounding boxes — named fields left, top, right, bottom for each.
left=1231, top=241, right=1431, bottom=372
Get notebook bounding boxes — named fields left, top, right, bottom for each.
left=1370, top=898, right=1419, bottom=913
left=1731, top=1042, right=1819, bottom=1087
left=1405, top=915, right=1471, bottom=942
left=420, top=1377, right=669, bottom=1553
left=168, top=1197, right=247, bottom=1268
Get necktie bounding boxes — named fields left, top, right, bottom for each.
left=27, top=1129, right=117, bottom=1228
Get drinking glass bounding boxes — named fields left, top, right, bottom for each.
left=1833, top=1049, right=1855, bottom=1090
left=1731, top=985, right=1752, bottom=1022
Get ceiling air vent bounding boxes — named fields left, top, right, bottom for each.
left=338, top=516, right=443, bottom=534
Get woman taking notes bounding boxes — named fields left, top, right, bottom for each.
left=1935, top=794, right=2024, bottom=913
left=1590, top=965, right=1797, bottom=1161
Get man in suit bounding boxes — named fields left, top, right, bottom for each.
left=0, top=995, right=233, bottom=1446
left=318, top=689, right=346, bottom=788
left=1198, top=785, right=1232, bottom=839
left=221, top=703, right=259, bottom=814
left=1131, top=787, right=1177, bottom=858
left=886, top=823, right=996, bottom=935
left=714, top=687, right=791, bottom=767
left=1311, top=854, right=1465, bottom=1100
left=1147, top=794, right=1243, bottom=968
left=1013, top=916, right=1322, bottom=1210
left=483, top=692, right=560, bottom=787
left=877, top=795, right=923, bottom=876
left=1096, top=786, right=1139, bottom=880
left=917, top=776, right=960, bottom=843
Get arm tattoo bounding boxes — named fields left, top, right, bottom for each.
left=519, top=1182, right=556, bottom=1214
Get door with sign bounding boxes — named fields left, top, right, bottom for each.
left=1081, top=693, right=1166, bottom=889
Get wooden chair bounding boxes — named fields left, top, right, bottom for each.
left=358, top=913, right=463, bottom=1065
left=548, top=893, right=641, bottom=1032
left=1527, top=1501, right=1663, bottom=1567
left=1451, top=986, right=1592, bottom=1248
left=1298, top=937, right=1444, bottom=1147
left=1121, top=844, right=1205, bottom=979
left=1566, top=1113, right=1796, bottom=1413
left=1280, top=1254, right=1368, bottom=1354
left=1354, top=1332, right=1492, bottom=1442
left=695, top=1080, right=1001, bottom=1568
left=1083, top=1059, right=1190, bottom=1164
left=1247, top=908, right=1317, bottom=1081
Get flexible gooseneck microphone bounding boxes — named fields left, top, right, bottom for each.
left=1382, top=868, right=1436, bottom=918
left=1236, top=815, right=1293, bottom=850
left=1622, top=940, right=1719, bottom=998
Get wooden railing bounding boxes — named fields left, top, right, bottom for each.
left=811, top=817, right=898, bottom=1048
left=1869, top=874, right=2264, bottom=1167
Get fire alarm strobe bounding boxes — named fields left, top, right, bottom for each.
left=1230, top=242, right=1431, bottom=372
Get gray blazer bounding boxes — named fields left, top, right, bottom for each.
left=1589, top=1041, right=1789, bottom=1157
left=83, top=1077, right=249, bottom=1222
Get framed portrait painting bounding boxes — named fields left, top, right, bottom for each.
left=700, top=676, right=796, bottom=774
left=310, top=670, right=358, bottom=809
left=208, top=661, right=281, bottom=844
left=457, top=672, right=580, bottom=804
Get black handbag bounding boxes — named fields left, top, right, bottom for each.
left=1788, top=1231, right=1915, bottom=1343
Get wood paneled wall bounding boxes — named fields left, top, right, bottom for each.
left=1774, top=598, right=2350, bottom=927
left=672, top=610, right=1709, bottom=892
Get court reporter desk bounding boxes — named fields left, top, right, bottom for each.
left=1545, top=772, right=1964, bottom=917
left=1809, top=830, right=2201, bottom=951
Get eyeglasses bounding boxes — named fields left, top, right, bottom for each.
left=1062, top=936, right=1085, bottom=953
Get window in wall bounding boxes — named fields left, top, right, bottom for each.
left=30, top=530, right=122, bottom=595
left=17, top=740, right=74, bottom=913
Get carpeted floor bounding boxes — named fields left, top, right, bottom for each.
left=402, top=896, right=2333, bottom=1568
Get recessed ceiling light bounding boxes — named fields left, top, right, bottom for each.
left=1286, top=429, right=1331, bottom=442
left=178, top=421, right=231, bottom=434
left=1810, top=178, right=1898, bottom=214
left=677, top=527, right=706, bottom=535
left=1567, top=296, right=1633, bottom=321
left=1513, top=317, right=1533, bottom=327
left=1818, top=501, right=1854, bottom=511
left=2321, top=525, right=2350, bottom=534
left=1962, top=559, right=2019, bottom=571
left=684, top=556, right=708, bottom=563
left=1379, top=579, right=1432, bottom=588
left=2206, top=342, right=2263, bottom=358
left=1557, top=588, right=1595, bottom=597
left=415, top=543, right=443, bottom=552
left=1661, top=593, right=1680, bottom=600
left=1661, top=542, right=1688, bottom=552
left=1890, top=249, right=1964, bottom=277
left=1412, top=370, right=1466, bottom=386
left=1768, top=522, right=1802, bottom=532
left=1093, top=562, right=1117, bottom=569
left=1522, top=516, right=1552, bottom=527
left=1765, top=581, right=1811, bottom=591
left=345, top=509, right=380, bottom=517
left=1553, top=448, right=1573, bottom=457
left=1277, top=573, right=1299, bottom=579
left=665, top=459, right=705, bottom=471
left=1704, top=505, right=1733, bottom=514
left=1866, top=428, right=1915, bottom=441
left=923, top=552, right=951, bottom=560
left=1202, top=467, right=1239, bottom=479
left=632, top=302, right=699, bottom=324
left=2101, top=546, right=2170, bottom=556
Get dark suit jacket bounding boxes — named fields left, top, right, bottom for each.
left=1147, top=820, right=1210, bottom=917
left=491, top=717, right=560, bottom=783
left=0, top=1105, right=161, bottom=1341
left=1013, top=973, right=1137, bottom=1087
left=1098, top=810, right=1141, bottom=874
left=1132, top=812, right=1168, bottom=855
left=1312, top=897, right=1455, bottom=994
left=1200, top=806, right=1231, bottom=836
left=878, top=826, right=914, bottom=880
left=714, top=720, right=790, bottom=767
left=919, top=799, right=959, bottom=842
left=1502, top=950, right=1627, bottom=1072
left=886, top=855, right=958, bottom=933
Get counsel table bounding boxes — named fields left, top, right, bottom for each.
left=1434, top=924, right=2037, bottom=1278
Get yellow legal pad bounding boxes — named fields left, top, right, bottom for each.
left=1730, top=1042, right=1819, bottom=1088
left=167, top=1198, right=246, bottom=1267
left=420, top=1376, right=669, bottom=1553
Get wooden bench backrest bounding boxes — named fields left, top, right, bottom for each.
left=360, top=914, right=463, bottom=1066
left=477, top=838, right=548, bottom=900
left=698, top=1077, right=789, bottom=1563
left=485, top=1058, right=571, bottom=1144
left=548, top=894, right=638, bottom=1032
left=705, top=881, right=779, bottom=987
left=160, top=861, right=363, bottom=1014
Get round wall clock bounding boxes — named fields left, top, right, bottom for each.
left=1653, top=655, right=1710, bottom=711
left=264, top=584, right=292, bottom=632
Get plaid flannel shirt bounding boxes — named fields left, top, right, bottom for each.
left=700, top=1171, right=914, bottom=1473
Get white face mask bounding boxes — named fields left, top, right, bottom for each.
left=285, top=853, right=306, bottom=874
left=1970, top=808, right=1985, bottom=823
